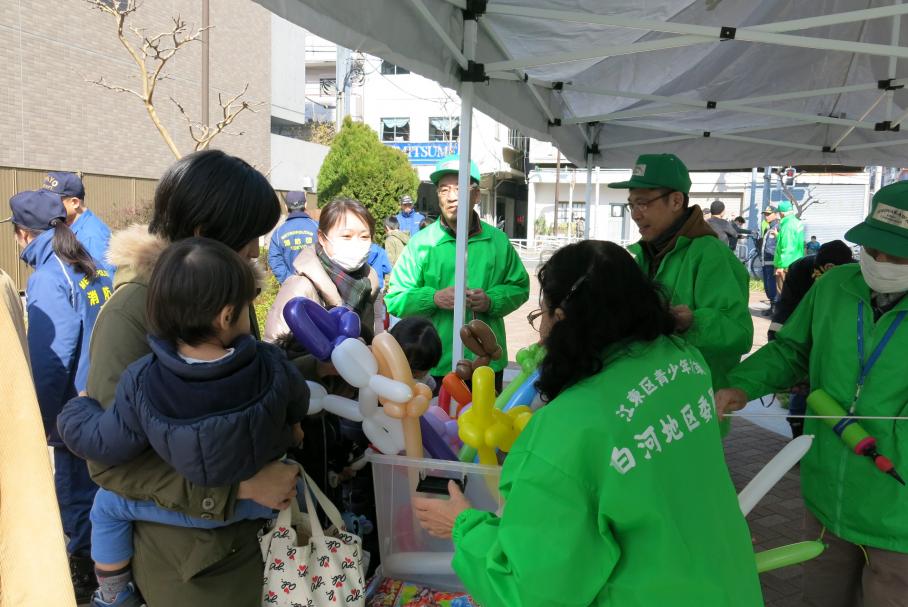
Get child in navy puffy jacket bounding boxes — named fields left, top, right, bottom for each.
left=58, top=238, right=309, bottom=607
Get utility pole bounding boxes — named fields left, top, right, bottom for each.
left=201, top=0, right=209, bottom=125
left=553, top=150, right=561, bottom=236
left=335, top=46, right=351, bottom=131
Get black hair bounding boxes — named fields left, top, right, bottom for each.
left=816, top=239, right=854, bottom=267
left=147, top=237, right=257, bottom=346
left=384, top=215, right=400, bottom=231
left=149, top=149, right=281, bottom=251
left=15, top=219, right=97, bottom=278
left=389, top=316, right=442, bottom=374
left=319, top=198, right=375, bottom=236
left=535, top=240, right=676, bottom=402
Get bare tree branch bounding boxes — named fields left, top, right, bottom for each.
left=775, top=174, right=825, bottom=217
left=86, top=76, right=143, bottom=100
left=86, top=0, right=259, bottom=159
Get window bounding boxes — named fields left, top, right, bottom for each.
left=554, top=203, right=586, bottom=237
left=381, top=117, right=410, bottom=141
left=319, top=78, right=337, bottom=95
left=380, top=61, right=410, bottom=75
left=428, top=117, right=460, bottom=141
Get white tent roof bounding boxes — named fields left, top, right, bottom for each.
left=257, top=0, right=908, bottom=169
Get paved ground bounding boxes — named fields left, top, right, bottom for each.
left=504, top=274, right=808, bottom=606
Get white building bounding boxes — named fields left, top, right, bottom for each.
left=527, top=137, right=873, bottom=249
left=269, top=15, right=330, bottom=192
left=292, top=35, right=529, bottom=235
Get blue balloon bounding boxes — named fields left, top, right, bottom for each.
left=502, top=369, right=540, bottom=412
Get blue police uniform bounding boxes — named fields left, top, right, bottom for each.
left=71, top=209, right=114, bottom=275
left=397, top=209, right=425, bottom=237
left=22, top=228, right=113, bottom=556
left=268, top=211, right=318, bottom=283
left=368, top=243, right=393, bottom=289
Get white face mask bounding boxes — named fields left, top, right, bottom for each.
left=860, top=249, right=908, bottom=294
left=328, top=238, right=370, bottom=272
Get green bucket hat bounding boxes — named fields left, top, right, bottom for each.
left=845, top=181, right=908, bottom=258
left=777, top=200, right=793, bottom=213
left=608, top=153, right=691, bottom=194
left=430, top=154, right=481, bottom=186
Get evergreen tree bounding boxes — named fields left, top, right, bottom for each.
left=317, top=117, right=419, bottom=242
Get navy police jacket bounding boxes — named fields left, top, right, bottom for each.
left=22, top=229, right=113, bottom=445
left=268, top=212, right=318, bottom=284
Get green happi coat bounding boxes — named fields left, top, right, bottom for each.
left=385, top=219, right=529, bottom=376
left=729, top=265, right=908, bottom=551
left=628, top=235, right=752, bottom=391
left=452, top=335, right=762, bottom=607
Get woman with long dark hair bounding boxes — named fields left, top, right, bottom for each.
left=6, top=189, right=114, bottom=599
left=82, top=150, right=296, bottom=607
left=414, top=240, right=762, bottom=607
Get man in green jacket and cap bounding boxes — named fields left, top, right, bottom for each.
left=386, top=154, right=529, bottom=390
left=773, top=200, right=805, bottom=296
left=609, top=154, right=752, bottom=395
left=717, top=181, right=908, bottom=606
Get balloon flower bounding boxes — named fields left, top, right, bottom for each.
left=285, top=297, right=407, bottom=455
left=458, top=367, right=533, bottom=466
left=283, top=297, right=360, bottom=361
left=455, top=320, right=503, bottom=381
left=372, top=332, right=431, bottom=460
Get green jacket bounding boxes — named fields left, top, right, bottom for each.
left=774, top=214, right=805, bottom=270
left=628, top=235, right=752, bottom=391
left=453, top=336, right=762, bottom=607
left=86, top=226, right=263, bottom=606
left=728, top=265, right=908, bottom=552
left=385, top=219, right=529, bottom=376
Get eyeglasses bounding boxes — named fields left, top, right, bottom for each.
left=624, top=191, right=669, bottom=212
left=527, top=309, right=543, bottom=332
left=437, top=185, right=477, bottom=197
left=527, top=273, right=589, bottom=332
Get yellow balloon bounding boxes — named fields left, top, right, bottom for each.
left=458, top=368, right=534, bottom=464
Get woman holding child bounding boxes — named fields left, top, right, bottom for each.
left=78, top=150, right=299, bottom=606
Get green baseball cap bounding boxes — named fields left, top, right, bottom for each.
left=430, top=154, right=481, bottom=185
left=845, top=181, right=908, bottom=258
left=608, top=153, right=691, bottom=194
left=777, top=200, right=793, bottom=213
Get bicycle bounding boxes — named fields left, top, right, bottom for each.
left=737, top=234, right=762, bottom=279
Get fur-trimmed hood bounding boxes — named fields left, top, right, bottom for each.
left=106, top=224, right=169, bottom=287
left=106, top=224, right=266, bottom=289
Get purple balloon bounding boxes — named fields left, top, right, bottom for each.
left=419, top=417, right=458, bottom=461
left=302, top=298, right=337, bottom=338
left=283, top=297, right=332, bottom=361
left=335, top=308, right=361, bottom=339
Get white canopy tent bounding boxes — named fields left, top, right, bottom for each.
left=256, top=0, right=908, bottom=364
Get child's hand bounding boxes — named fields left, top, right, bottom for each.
left=292, top=423, right=305, bottom=447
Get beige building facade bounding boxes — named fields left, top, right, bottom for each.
left=0, top=0, right=271, bottom=179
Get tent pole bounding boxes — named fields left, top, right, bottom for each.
left=584, top=149, right=593, bottom=240
left=594, top=166, right=601, bottom=240
left=888, top=3, right=902, bottom=121
left=451, top=14, right=478, bottom=371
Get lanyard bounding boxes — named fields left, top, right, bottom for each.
left=853, top=301, right=906, bottom=413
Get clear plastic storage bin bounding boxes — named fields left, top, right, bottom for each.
left=368, top=453, right=503, bottom=591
